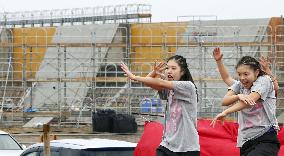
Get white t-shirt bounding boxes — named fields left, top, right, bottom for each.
left=160, top=81, right=200, bottom=152
left=229, top=75, right=278, bottom=147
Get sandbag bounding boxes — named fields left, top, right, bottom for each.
left=92, top=109, right=116, bottom=132
left=112, top=114, right=137, bottom=133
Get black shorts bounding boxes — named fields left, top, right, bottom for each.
left=156, top=145, right=200, bottom=156
left=240, top=130, right=280, bottom=156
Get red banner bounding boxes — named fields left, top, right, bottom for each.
left=134, top=119, right=284, bottom=156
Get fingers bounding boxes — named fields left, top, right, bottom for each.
left=210, top=116, right=220, bottom=128
left=213, top=47, right=219, bottom=52
left=154, top=62, right=166, bottom=75
left=213, top=48, right=217, bottom=54
left=245, top=98, right=256, bottom=106
left=159, top=66, right=166, bottom=72
left=210, top=111, right=227, bottom=128
left=120, top=62, right=131, bottom=76
left=238, top=94, right=256, bottom=106
left=210, top=119, right=217, bottom=128
left=221, top=119, right=224, bottom=126
left=241, top=96, right=256, bottom=106
left=210, top=117, right=222, bottom=128
left=246, top=100, right=255, bottom=105
left=242, top=99, right=255, bottom=106
left=120, top=63, right=128, bottom=72
left=120, top=61, right=127, bottom=69
left=157, top=62, right=165, bottom=68
left=213, top=47, right=223, bottom=61
left=155, top=60, right=164, bottom=66
left=213, top=47, right=220, bottom=53
left=259, top=56, right=271, bottom=65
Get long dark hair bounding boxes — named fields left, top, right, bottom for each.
left=167, top=55, right=198, bottom=101
left=236, top=56, right=266, bottom=77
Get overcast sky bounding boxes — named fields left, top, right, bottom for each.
left=0, top=0, right=283, bottom=22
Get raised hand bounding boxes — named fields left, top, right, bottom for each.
left=120, top=62, right=136, bottom=80
left=213, top=47, right=223, bottom=61
left=259, top=56, right=271, bottom=72
left=153, top=61, right=166, bottom=79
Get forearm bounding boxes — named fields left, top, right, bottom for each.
left=216, top=60, right=234, bottom=86
left=146, top=70, right=156, bottom=78
left=134, top=76, right=170, bottom=90
left=145, top=71, right=164, bottom=90
left=269, top=74, right=279, bottom=94
left=223, top=101, right=248, bottom=115
left=222, top=94, right=239, bottom=106
left=273, top=80, right=279, bottom=95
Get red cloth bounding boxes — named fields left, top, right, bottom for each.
left=198, top=119, right=239, bottom=156
left=278, top=126, right=284, bottom=156
left=134, top=121, right=164, bottom=156
left=134, top=119, right=284, bottom=156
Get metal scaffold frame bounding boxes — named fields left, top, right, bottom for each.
left=0, top=4, right=151, bottom=27
left=0, top=14, right=283, bottom=126
left=129, top=20, right=282, bottom=120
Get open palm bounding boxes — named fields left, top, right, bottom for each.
left=154, top=61, right=166, bottom=79
left=120, top=62, right=135, bottom=80
left=259, top=56, right=271, bottom=71
left=213, top=47, right=223, bottom=61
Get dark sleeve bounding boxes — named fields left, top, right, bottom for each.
left=158, top=89, right=168, bottom=100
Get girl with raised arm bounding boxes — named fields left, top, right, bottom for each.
left=211, top=56, right=280, bottom=156
left=121, top=55, right=200, bottom=156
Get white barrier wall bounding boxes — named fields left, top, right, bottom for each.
left=29, top=24, right=119, bottom=110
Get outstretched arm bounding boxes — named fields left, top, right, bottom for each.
left=210, top=101, right=247, bottom=127
left=259, top=56, right=279, bottom=96
left=213, top=47, right=235, bottom=86
left=211, top=91, right=260, bottom=127
left=120, top=62, right=173, bottom=90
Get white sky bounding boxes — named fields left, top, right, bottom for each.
left=0, top=0, right=284, bottom=22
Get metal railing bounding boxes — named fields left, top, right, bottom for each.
left=0, top=4, right=151, bottom=27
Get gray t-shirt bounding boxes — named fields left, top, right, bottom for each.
left=160, top=81, right=200, bottom=152
left=229, top=75, right=278, bottom=147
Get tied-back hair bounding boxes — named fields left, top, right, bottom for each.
left=236, top=56, right=266, bottom=76
left=167, top=55, right=198, bottom=102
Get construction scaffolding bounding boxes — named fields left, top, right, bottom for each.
left=0, top=7, right=283, bottom=126
left=0, top=4, right=151, bottom=27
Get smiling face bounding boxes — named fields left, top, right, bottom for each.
left=166, top=60, right=184, bottom=81
left=236, top=64, right=259, bottom=89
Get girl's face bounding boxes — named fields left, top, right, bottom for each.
left=236, top=64, right=259, bottom=89
left=166, top=60, right=184, bottom=81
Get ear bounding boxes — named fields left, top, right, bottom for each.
left=180, top=70, right=185, bottom=77
left=255, top=69, right=260, bottom=76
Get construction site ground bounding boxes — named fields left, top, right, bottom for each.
left=2, top=123, right=145, bottom=147
left=0, top=112, right=162, bottom=147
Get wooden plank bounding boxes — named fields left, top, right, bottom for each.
left=43, top=124, right=51, bottom=156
